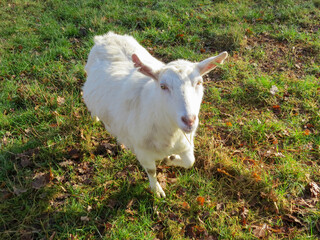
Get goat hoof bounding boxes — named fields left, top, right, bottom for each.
left=152, top=182, right=166, bottom=198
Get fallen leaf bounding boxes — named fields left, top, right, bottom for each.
left=57, top=96, right=66, bottom=109
left=68, top=148, right=82, bottom=160
left=185, top=223, right=196, bottom=239
left=270, top=85, right=279, bottom=95
left=306, top=123, right=314, bottom=129
left=196, top=196, right=205, bottom=206
left=216, top=203, right=225, bottom=211
left=49, top=231, right=56, bottom=240
left=181, top=201, right=190, bottom=210
left=1, top=191, right=13, bottom=200
left=308, top=182, right=320, bottom=198
left=32, top=172, right=51, bottom=189
left=157, top=230, right=164, bottom=240
left=252, top=172, right=262, bottom=182
left=24, top=128, right=32, bottom=134
left=185, top=223, right=207, bottom=239
left=158, top=172, right=167, bottom=190
left=239, top=206, right=249, bottom=226
left=246, top=28, right=253, bottom=35
left=13, top=186, right=27, bottom=196
left=105, top=222, right=112, bottom=231
left=176, top=187, right=186, bottom=196
left=259, top=149, right=285, bottom=159
left=80, top=216, right=90, bottom=221
left=226, top=121, right=232, bottom=127
left=303, top=129, right=311, bottom=136
left=252, top=223, right=268, bottom=238
left=59, top=160, right=74, bottom=167
left=21, top=157, right=31, bottom=168
left=242, top=158, right=256, bottom=166
left=49, top=168, right=54, bottom=181
left=217, top=168, right=233, bottom=178
left=272, top=105, right=281, bottom=114
left=283, top=214, right=304, bottom=226
left=16, top=148, right=39, bottom=167
left=167, top=177, right=177, bottom=184
left=125, top=208, right=137, bottom=216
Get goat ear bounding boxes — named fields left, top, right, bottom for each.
left=197, top=51, right=228, bottom=76
left=132, top=54, right=159, bottom=80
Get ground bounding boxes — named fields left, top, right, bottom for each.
left=0, top=0, right=320, bottom=239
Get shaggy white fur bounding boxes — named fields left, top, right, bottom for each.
left=83, top=32, right=228, bottom=197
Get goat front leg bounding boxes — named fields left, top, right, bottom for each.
left=165, top=148, right=195, bottom=169
left=137, top=152, right=166, bottom=198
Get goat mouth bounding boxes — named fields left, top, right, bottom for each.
left=181, top=126, right=193, bottom=133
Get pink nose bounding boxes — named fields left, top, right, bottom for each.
left=181, top=115, right=196, bottom=127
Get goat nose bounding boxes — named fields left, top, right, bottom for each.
left=181, top=115, right=196, bottom=127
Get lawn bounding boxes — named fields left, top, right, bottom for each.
left=0, top=0, right=320, bottom=239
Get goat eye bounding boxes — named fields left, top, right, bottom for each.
left=160, top=84, right=168, bottom=90
left=196, top=81, right=202, bottom=86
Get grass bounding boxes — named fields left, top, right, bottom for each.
left=1, top=0, right=320, bottom=239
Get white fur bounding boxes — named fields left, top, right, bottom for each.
left=83, top=32, right=228, bottom=197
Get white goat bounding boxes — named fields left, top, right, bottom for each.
left=83, top=32, right=228, bottom=197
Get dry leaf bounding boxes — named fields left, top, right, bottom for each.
left=57, top=96, right=65, bottom=105
left=127, top=199, right=134, bottom=209
left=13, top=186, right=27, bottom=196
left=80, top=216, right=90, bottom=221
left=21, top=157, right=31, bottom=168
left=49, top=168, right=54, bottom=181
left=252, top=223, right=269, bottom=238
left=49, top=231, right=56, bottom=240
left=239, top=206, right=249, bottom=226
left=185, top=223, right=207, bottom=239
left=167, top=177, right=177, bottom=184
left=196, top=196, right=205, bottom=206
left=68, top=148, right=82, bottom=160
left=270, top=85, right=279, bottom=95
left=246, top=28, right=253, bottom=35
left=32, top=172, right=51, bottom=189
left=158, top=172, right=167, bottom=190
left=272, top=105, right=281, bottom=113
left=105, top=222, right=112, bottom=231
left=59, top=160, right=74, bottom=167
left=16, top=148, right=39, bottom=167
left=181, top=202, right=190, bottom=210
left=252, top=172, right=262, bottom=182
left=226, top=121, right=232, bottom=127
left=283, top=214, right=303, bottom=226
left=308, top=182, right=320, bottom=198
left=217, top=168, right=233, bottom=178
left=303, top=129, right=311, bottom=136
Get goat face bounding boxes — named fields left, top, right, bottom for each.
left=158, top=62, right=203, bottom=133
left=132, top=52, right=228, bottom=133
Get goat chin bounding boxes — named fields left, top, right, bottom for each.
left=83, top=31, right=228, bottom=198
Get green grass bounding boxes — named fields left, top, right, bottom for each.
left=1, top=0, right=320, bottom=239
